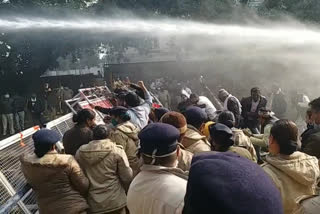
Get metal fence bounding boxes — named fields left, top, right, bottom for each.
left=0, top=113, right=74, bottom=214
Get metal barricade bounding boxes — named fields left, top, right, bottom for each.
left=0, top=113, right=74, bottom=214
left=45, top=113, right=74, bottom=136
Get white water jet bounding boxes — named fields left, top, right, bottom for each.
left=1, top=17, right=320, bottom=46
left=2, top=16, right=320, bottom=98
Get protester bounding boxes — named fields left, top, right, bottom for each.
left=182, top=152, right=284, bottom=214
left=181, top=106, right=211, bottom=154
left=108, top=106, right=140, bottom=176
left=76, top=125, right=132, bottom=214
left=20, top=129, right=89, bottom=214
left=262, top=120, right=320, bottom=214
left=27, top=93, right=45, bottom=127
left=124, top=81, right=152, bottom=129
left=157, top=87, right=171, bottom=109
left=209, top=123, right=254, bottom=161
left=127, top=123, right=188, bottom=214
left=218, top=111, right=257, bottom=162
left=0, top=93, right=15, bottom=135
left=189, top=93, right=217, bottom=120
left=128, top=82, right=145, bottom=100
left=270, top=86, right=287, bottom=119
left=292, top=91, right=310, bottom=121
left=218, top=89, right=242, bottom=127
left=12, top=92, right=26, bottom=132
left=245, top=108, right=278, bottom=148
left=114, top=91, right=127, bottom=107
left=301, top=97, right=320, bottom=158
left=177, top=89, right=192, bottom=113
left=63, top=109, right=96, bottom=155
left=244, top=108, right=278, bottom=163
left=241, top=87, right=268, bottom=133
left=160, top=111, right=194, bottom=171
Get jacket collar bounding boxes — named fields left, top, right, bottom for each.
left=140, top=164, right=188, bottom=180
left=187, top=124, right=201, bottom=133
left=141, top=164, right=173, bottom=171
left=46, top=150, right=58, bottom=155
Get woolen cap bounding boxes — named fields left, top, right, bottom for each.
left=139, top=123, right=180, bottom=157
left=185, top=106, right=208, bottom=125
left=209, top=123, right=233, bottom=138
left=32, top=129, right=61, bottom=145
left=160, top=111, right=187, bottom=134
left=218, top=89, right=229, bottom=97
left=183, top=152, right=283, bottom=214
left=154, top=107, right=170, bottom=121
left=209, top=123, right=234, bottom=146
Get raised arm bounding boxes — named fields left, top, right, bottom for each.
left=138, top=81, right=152, bottom=105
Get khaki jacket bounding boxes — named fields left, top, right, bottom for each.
left=250, top=124, right=272, bottom=148
left=181, top=125, right=211, bottom=154
left=109, top=121, right=140, bottom=175
left=228, top=146, right=256, bottom=162
left=76, top=139, right=133, bottom=214
left=177, top=144, right=194, bottom=171
left=20, top=151, right=89, bottom=214
left=127, top=165, right=188, bottom=214
left=262, top=152, right=320, bottom=214
left=232, top=128, right=258, bottom=162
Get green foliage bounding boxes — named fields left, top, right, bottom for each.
left=261, top=0, right=320, bottom=23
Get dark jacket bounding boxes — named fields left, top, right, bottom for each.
left=63, top=124, right=93, bottom=156
left=301, top=129, right=320, bottom=159
left=301, top=126, right=318, bottom=150
left=13, top=95, right=26, bottom=113
left=20, top=151, right=89, bottom=214
left=178, top=100, right=192, bottom=114
left=0, top=98, right=14, bottom=114
left=27, top=98, right=45, bottom=114
left=227, top=97, right=241, bottom=127
left=47, top=90, right=60, bottom=109
left=272, top=92, right=287, bottom=118
left=241, top=96, right=267, bottom=129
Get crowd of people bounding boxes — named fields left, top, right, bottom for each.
left=18, top=79, right=320, bottom=214
left=0, top=83, right=73, bottom=137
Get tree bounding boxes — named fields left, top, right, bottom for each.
left=260, top=0, right=320, bottom=23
